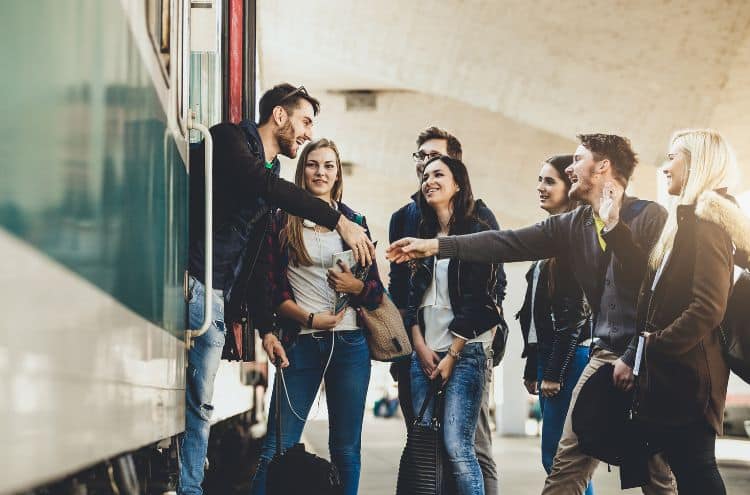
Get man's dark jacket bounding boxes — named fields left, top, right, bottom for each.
left=188, top=121, right=340, bottom=314
left=437, top=196, right=667, bottom=366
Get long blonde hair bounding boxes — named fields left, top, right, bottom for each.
left=280, top=138, right=344, bottom=266
left=649, top=129, right=738, bottom=270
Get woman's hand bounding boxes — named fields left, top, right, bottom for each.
left=540, top=380, right=561, bottom=398
left=415, top=340, right=441, bottom=377
left=386, top=238, right=439, bottom=263
left=599, top=181, right=624, bottom=230
left=311, top=310, right=345, bottom=330
left=327, top=260, right=365, bottom=294
left=431, top=354, right=458, bottom=385
left=262, top=333, right=289, bottom=368
left=523, top=379, right=538, bottom=395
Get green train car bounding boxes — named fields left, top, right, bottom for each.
left=0, top=1, right=259, bottom=493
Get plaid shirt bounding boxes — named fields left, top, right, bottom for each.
left=260, top=202, right=384, bottom=345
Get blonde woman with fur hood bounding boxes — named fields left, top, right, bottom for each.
left=602, top=129, right=750, bottom=495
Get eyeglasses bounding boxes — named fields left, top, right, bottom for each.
left=412, top=150, right=442, bottom=163
left=279, top=85, right=309, bottom=103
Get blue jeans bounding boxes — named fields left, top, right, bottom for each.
left=250, top=330, right=371, bottom=495
left=538, top=345, right=594, bottom=495
left=178, top=276, right=226, bottom=495
left=411, top=343, right=486, bottom=495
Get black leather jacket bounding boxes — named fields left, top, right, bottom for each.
left=405, top=204, right=502, bottom=341
left=188, top=122, right=340, bottom=295
left=517, top=258, right=591, bottom=384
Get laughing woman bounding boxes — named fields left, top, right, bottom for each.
left=405, top=155, right=502, bottom=495
left=250, top=139, right=383, bottom=495
left=602, top=129, right=748, bottom=494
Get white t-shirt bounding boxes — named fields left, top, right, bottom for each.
left=287, top=228, right=358, bottom=334
left=419, top=257, right=493, bottom=352
left=527, top=261, right=542, bottom=344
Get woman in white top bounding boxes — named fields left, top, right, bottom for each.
left=404, top=155, right=502, bottom=495
left=250, top=139, right=384, bottom=495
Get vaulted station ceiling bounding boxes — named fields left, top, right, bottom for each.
left=257, top=0, right=750, bottom=237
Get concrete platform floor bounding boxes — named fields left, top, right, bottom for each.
left=304, top=416, right=750, bottom=495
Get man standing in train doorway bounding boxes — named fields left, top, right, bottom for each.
left=181, top=83, right=374, bottom=495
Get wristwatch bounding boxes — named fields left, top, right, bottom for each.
left=447, top=347, right=462, bottom=360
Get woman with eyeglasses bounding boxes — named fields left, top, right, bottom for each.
left=405, top=155, right=502, bottom=495
left=249, top=138, right=384, bottom=495
left=518, top=155, right=594, bottom=494
left=602, top=129, right=748, bottom=494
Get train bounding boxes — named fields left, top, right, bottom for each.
left=0, top=1, right=262, bottom=493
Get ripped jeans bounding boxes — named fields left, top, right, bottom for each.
left=178, top=276, right=226, bottom=495
left=411, top=342, right=487, bottom=495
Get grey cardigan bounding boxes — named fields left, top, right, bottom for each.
left=438, top=196, right=666, bottom=366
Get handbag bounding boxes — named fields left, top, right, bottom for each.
left=396, top=382, right=446, bottom=495
left=221, top=301, right=255, bottom=361
left=265, top=360, right=344, bottom=495
left=357, top=293, right=412, bottom=362
left=491, top=313, right=509, bottom=367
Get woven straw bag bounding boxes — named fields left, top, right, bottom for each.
left=358, top=294, right=412, bottom=362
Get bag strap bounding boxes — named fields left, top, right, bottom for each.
left=275, top=357, right=282, bottom=455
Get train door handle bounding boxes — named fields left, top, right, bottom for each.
left=185, top=110, right=213, bottom=348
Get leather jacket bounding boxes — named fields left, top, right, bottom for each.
left=405, top=204, right=502, bottom=341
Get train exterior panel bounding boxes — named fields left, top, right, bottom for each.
left=0, top=1, right=226, bottom=492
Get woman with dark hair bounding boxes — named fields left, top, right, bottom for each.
left=250, top=138, right=383, bottom=495
left=405, top=155, right=501, bottom=495
left=517, top=155, right=594, bottom=494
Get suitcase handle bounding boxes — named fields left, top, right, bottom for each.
left=413, top=380, right=445, bottom=429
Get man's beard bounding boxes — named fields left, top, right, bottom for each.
left=276, top=120, right=296, bottom=158
left=568, top=181, right=589, bottom=203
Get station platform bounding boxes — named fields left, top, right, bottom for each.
left=304, top=416, right=750, bottom=494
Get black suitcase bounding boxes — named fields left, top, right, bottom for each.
left=396, top=382, right=448, bottom=495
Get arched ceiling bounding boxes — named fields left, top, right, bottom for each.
left=259, top=0, right=750, bottom=177
left=257, top=0, right=750, bottom=255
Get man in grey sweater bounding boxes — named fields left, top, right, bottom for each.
left=387, top=134, right=676, bottom=495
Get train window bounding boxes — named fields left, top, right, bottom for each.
left=146, top=0, right=171, bottom=80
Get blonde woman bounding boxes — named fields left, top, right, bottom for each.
left=250, top=139, right=384, bottom=495
left=602, top=129, right=748, bottom=494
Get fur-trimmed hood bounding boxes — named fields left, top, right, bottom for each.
left=695, top=190, right=750, bottom=265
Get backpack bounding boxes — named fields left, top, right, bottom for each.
left=266, top=362, right=343, bottom=495
left=720, top=267, right=750, bottom=384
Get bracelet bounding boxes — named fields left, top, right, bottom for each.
left=447, top=347, right=461, bottom=360
left=307, top=312, right=315, bottom=329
